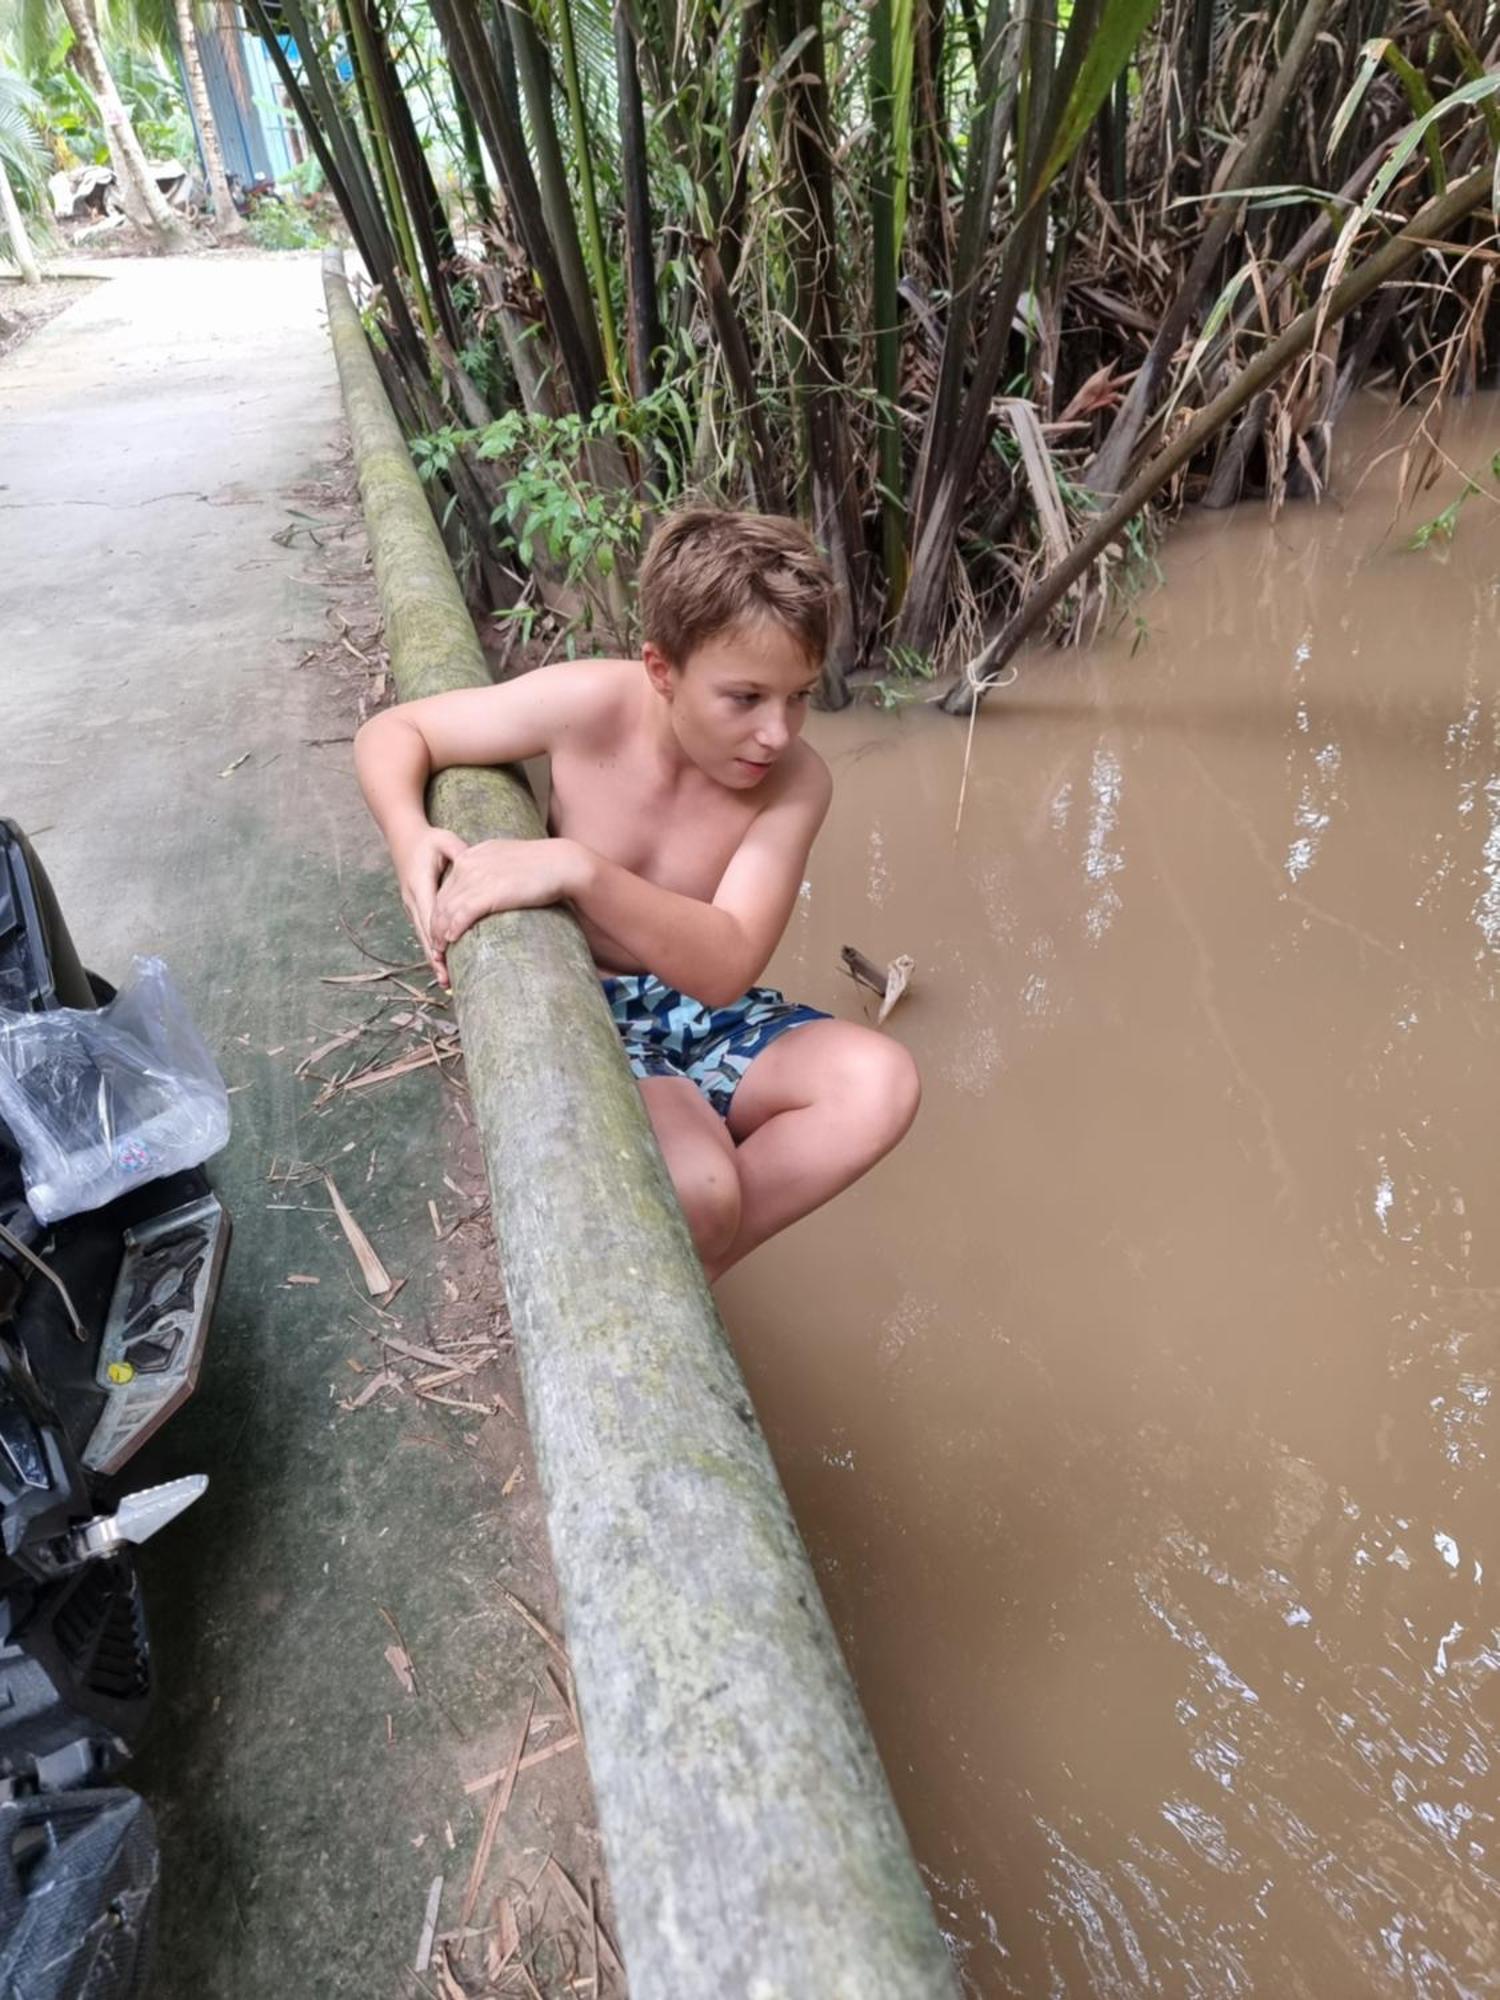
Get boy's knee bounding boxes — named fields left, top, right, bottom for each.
left=874, top=1038, right=921, bottom=1142
left=680, top=1155, right=742, bottom=1260
left=832, top=1029, right=920, bottom=1143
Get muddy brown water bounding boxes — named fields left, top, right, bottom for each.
left=720, top=402, right=1500, bottom=1996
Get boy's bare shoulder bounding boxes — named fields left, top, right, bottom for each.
left=771, top=736, right=833, bottom=809
left=523, top=655, right=638, bottom=736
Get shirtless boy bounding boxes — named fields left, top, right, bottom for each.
left=354, top=507, right=919, bottom=1280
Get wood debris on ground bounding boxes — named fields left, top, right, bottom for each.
left=415, top=1873, right=445, bottom=1974
left=412, top=1693, right=623, bottom=2000
left=385, top=1641, right=418, bottom=1696
left=251, top=916, right=468, bottom=1117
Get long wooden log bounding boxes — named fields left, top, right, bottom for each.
left=321, top=254, right=960, bottom=2000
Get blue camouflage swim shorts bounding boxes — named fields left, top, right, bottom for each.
left=601, top=974, right=829, bottom=1120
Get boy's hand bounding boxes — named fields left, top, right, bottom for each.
left=392, top=825, right=470, bottom=985
left=428, top=837, right=587, bottom=976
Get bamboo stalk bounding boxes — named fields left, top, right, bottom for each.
left=871, top=0, right=910, bottom=606
left=504, top=0, right=605, bottom=384
left=614, top=0, right=661, bottom=405
left=554, top=0, right=621, bottom=388
left=1085, top=0, right=1337, bottom=497
left=342, top=0, right=438, bottom=346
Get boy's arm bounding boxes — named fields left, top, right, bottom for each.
left=429, top=753, right=832, bottom=1007
left=354, top=661, right=625, bottom=979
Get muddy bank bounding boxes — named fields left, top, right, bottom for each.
left=723, top=398, right=1500, bottom=1994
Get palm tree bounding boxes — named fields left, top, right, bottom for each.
left=1, top=0, right=189, bottom=249
left=56, top=0, right=188, bottom=245
left=0, top=59, right=44, bottom=280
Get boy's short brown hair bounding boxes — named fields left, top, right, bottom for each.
left=637, top=508, right=835, bottom=669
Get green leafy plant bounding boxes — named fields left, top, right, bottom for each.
left=245, top=197, right=326, bottom=252
left=871, top=643, right=938, bottom=709
left=1406, top=453, right=1500, bottom=551
left=415, top=379, right=698, bottom=596
left=477, top=407, right=643, bottom=581
left=0, top=59, right=50, bottom=218
left=108, top=45, right=193, bottom=161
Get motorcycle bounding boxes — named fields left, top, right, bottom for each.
left=0, top=822, right=229, bottom=1997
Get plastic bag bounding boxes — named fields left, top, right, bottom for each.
left=0, top=956, right=230, bottom=1224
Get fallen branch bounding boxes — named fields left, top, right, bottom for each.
left=839, top=946, right=916, bottom=1024
left=940, top=162, right=1496, bottom=713
left=460, top=1690, right=534, bottom=1929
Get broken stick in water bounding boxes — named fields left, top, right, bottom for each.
left=839, top=946, right=916, bottom=1025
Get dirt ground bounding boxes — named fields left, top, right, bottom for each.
left=0, top=275, right=99, bottom=360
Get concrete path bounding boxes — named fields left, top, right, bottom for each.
left=2, top=259, right=596, bottom=1995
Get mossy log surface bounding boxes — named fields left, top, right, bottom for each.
left=323, top=257, right=959, bottom=1998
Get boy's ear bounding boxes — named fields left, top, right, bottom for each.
left=642, top=640, right=679, bottom=699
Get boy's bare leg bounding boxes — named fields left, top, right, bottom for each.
left=709, top=1021, right=920, bottom=1281
left=640, top=1076, right=743, bottom=1267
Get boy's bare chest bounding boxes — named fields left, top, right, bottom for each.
left=545, top=744, right=755, bottom=900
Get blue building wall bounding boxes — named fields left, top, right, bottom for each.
left=183, top=3, right=302, bottom=186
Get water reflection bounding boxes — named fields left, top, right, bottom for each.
left=724, top=401, right=1500, bottom=1996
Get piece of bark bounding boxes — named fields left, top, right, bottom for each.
left=840, top=945, right=887, bottom=996
left=878, top=955, right=915, bottom=1025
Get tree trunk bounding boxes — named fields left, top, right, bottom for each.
left=0, top=155, right=42, bottom=285
left=774, top=0, right=866, bottom=701
left=59, top=0, right=191, bottom=251
left=614, top=0, right=660, bottom=403
left=174, top=0, right=244, bottom=236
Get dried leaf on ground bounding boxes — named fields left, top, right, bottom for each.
left=545, top=1859, right=625, bottom=1980
left=338, top=1367, right=400, bottom=1410
left=325, top=1172, right=394, bottom=1293
left=383, top=1332, right=469, bottom=1369
left=341, top=1045, right=454, bottom=1094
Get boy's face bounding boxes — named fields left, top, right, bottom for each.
left=645, top=619, right=821, bottom=789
